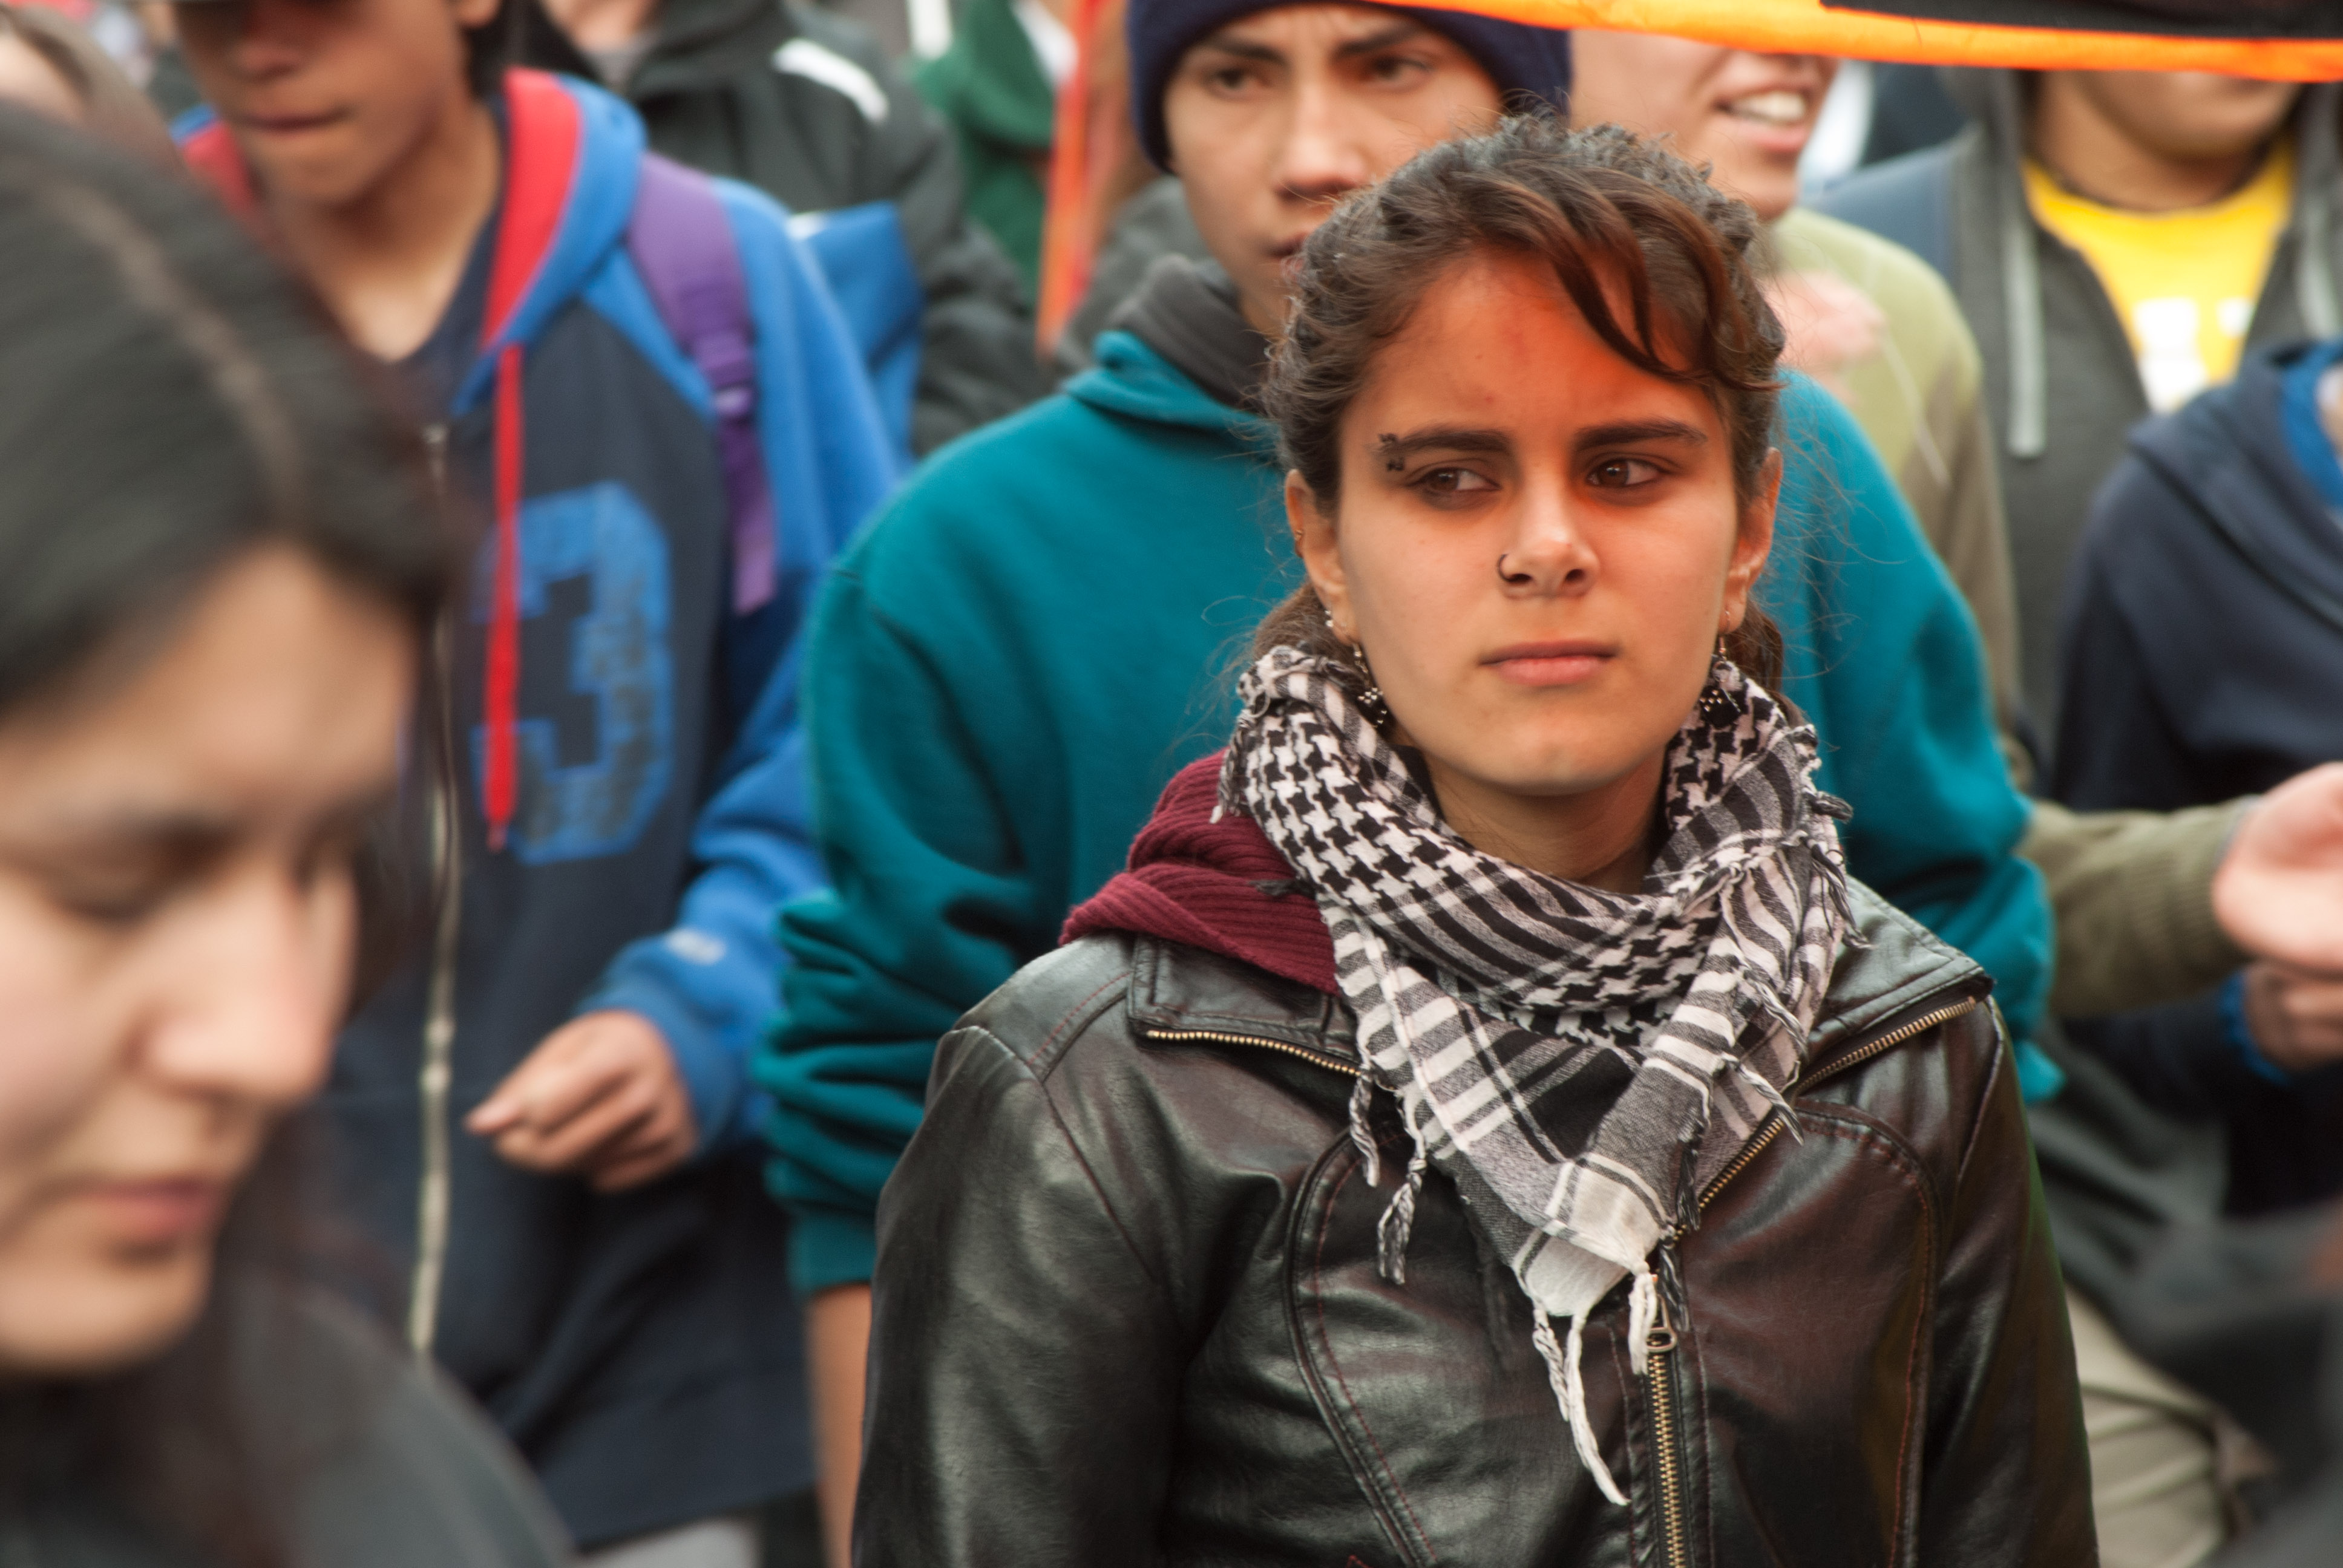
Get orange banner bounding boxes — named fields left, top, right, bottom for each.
left=1413, top=0, right=2343, bottom=80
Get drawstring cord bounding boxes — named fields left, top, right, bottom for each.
left=483, top=343, right=524, bottom=851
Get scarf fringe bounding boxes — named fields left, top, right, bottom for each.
left=1375, top=1138, right=1430, bottom=1285
left=1732, top=1053, right=1807, bottom=1145
left=1533, top=1307, right=1628, bottom=1506
left=1348, top=1071, right=1382, bottom=1188
left=1357, top=1073, right=1436, bottom=1285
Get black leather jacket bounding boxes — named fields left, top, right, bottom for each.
left=859, top=884, right=2094, bottom=1567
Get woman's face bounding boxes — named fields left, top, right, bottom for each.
left=0, top=547, right=410, bottom=1376
left=1292, top=247, right=1775, bottom=824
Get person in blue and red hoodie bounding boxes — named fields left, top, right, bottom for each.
left=165, top=0, right=902, bottom=1560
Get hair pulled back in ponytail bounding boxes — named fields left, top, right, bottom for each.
left=1251, top=114, right=1788, bottom=690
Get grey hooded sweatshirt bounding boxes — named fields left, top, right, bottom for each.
left=1815, top=72, right=2342, bottom=754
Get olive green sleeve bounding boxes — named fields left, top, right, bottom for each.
left=2022, top=799, right=2249, bottom=1017
left=1932, top=381, right=2026, bottom=738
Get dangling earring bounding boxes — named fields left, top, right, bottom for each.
left=1326, top=612, right=1391, bottom=727
left=1352, top=653, right=1391, bottom=728
left=1698, top=632, right=1741, bottom=726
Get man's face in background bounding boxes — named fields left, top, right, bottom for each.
left=1161, top=3, right=1502, bottom=334
left=1565, top=31, right=1835, bottom=223
left=175, top=0, right=496, bottom=209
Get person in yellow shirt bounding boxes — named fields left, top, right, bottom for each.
left=1820, top=70, right=2322, bottom=751
left=2026, top=134, right=2294, bottom=413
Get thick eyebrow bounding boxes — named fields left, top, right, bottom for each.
left=1194, top=19, right=1427, bottom=68
left=1575, top=419, right=1709, bottom=453
left=1372, top=426, right=1511, bottom=465
left=1332, top=21, right=1434, bottom=60
left=1189, top=30, right=1286, bottom=66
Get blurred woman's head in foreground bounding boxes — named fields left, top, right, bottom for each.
left=0, top=102, right=442, bottom=1382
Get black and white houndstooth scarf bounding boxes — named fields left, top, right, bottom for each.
left=1218, top=645, right=1852, bottom=1502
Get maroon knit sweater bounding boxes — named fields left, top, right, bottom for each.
left=1061, top=754, right=1339, bottom=995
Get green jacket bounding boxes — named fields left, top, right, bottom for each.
left=916, top=0, right=1055, bottom=293
left=761, top=330, right=2050, bottom=1293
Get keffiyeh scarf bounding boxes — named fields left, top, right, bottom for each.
left=1218, top=646, right=1852, bottom=1501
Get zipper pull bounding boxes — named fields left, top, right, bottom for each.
left=1643, top=1280, right=1677, bottom=1363
left=420, top=421, right=449, bottom=499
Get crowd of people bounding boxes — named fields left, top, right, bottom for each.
left=5, top=0, right=2343, bottom=1564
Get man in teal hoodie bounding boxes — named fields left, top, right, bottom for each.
left=761, top=2, right=2047, bottom=1550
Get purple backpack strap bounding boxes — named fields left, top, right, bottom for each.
left=628, top=153, right=777, bottom=615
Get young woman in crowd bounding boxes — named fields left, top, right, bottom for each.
left=0, top=107, right=565, bottom=1567
left=857, top=117, right=2091, bottom=1566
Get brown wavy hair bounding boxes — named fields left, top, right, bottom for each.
left=1251, top=116, right=1788, bottom=688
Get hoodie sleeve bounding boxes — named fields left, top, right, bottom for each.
left=754, top=555, right=1048, bottom=1293
left=1768, top=377, right=2054, bottom=1062
left=586, top=180, right=902, bottom=1155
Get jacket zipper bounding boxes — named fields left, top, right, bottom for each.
left=1637, top=991, right=1981, bottom=1560
left=1645, top=1292, right=1690, bottom=1568
left=1693, top=996, right=1981, bottom=1218
left=1139, top=1026, right=1362, bottom=1078
left=407, top=424, right=461, bottom=1359
left=1796, top=996, right=1980, bottom=1094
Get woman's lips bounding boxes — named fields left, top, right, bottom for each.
left=1484, top=642, right=1614, bottom=687
left=77, top=1178, right=229, bottom=1248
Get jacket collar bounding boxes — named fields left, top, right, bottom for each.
left=180, top=71, right=645, bottom=417
left=1124, top=869, right=1987, bottom=1079
left=1104, top=254, right=1271, bottom=411
left=1799, top=883, right=1992, bottom=1066
left=1127, top=937, right=1360, bottom=1059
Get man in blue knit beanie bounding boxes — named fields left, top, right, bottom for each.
left=1118, top=0, right=1566, bottom=339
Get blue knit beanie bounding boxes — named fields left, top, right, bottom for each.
left=1127, top=0, right=1572, bottom=170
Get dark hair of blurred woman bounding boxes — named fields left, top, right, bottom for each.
left=0, top=105, right=559, bottom=1568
